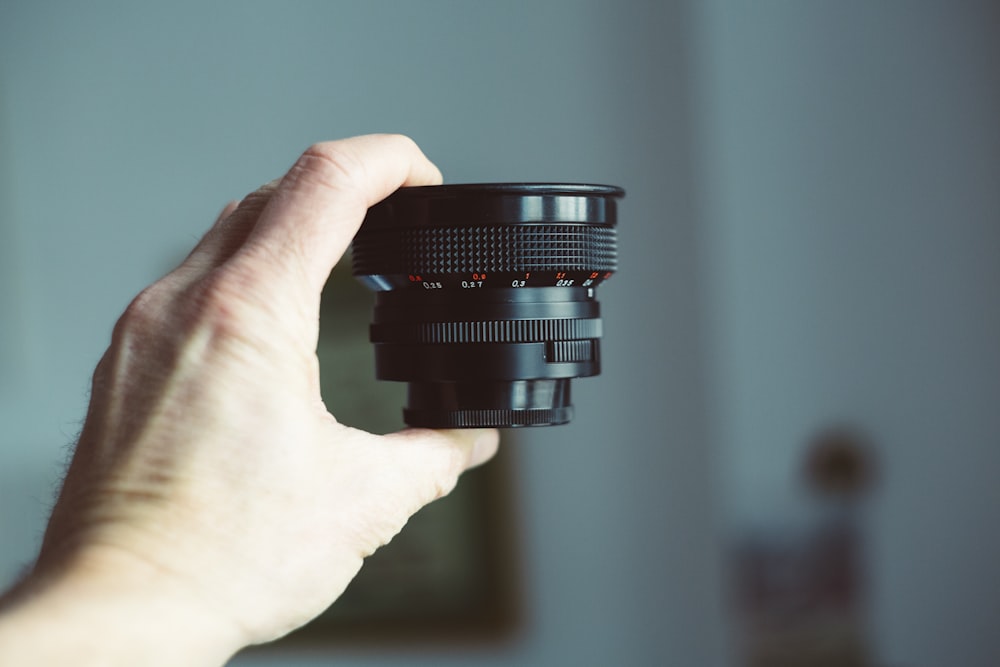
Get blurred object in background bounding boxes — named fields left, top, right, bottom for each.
left=805, top=427, right=877, bottom=500
left=733, top=426, right=877, bottom=667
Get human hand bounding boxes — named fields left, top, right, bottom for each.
left=0, top=135, right=498, bottom=665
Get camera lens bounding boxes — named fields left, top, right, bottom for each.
left=351, top=183, right=623, bottom=428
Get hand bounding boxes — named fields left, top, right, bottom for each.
left=0, top=135, right=499, bottom=665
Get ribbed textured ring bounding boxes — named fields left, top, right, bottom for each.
left=402, top=406, right=573, bottom=428
left=370, top=317, right=602, bottom=344
left=352, top=225, right=617, bottom=275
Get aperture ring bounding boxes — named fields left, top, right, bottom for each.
left=352, top=225, right=617, bottom=275
left=370, top=317, right=602, bottom=344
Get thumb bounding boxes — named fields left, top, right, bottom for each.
left=322, top=426, right=500, bottom=558
left=371, top=427, right=500, bottom=508
left=381, top=428, right=501, bottom=477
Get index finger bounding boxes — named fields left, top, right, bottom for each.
left=239, top=134, right=443, bottom=293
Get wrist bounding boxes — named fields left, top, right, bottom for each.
left=0, top=544, right=246, bottom=667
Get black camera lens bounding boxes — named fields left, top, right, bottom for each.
left=351, top=183, right=623, bottom=428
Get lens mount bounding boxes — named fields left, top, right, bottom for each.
left=351, top=183, right=623, bottom=428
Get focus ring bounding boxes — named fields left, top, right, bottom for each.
left=371, top=317, right=602, bottom=344
left=352, top=225, right=617, bottom=275
left=402, top=406, right=573, bottom=428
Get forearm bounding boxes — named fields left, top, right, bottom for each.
left=0, top=546, right=244, bottom=667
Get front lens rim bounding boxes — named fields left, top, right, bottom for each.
left=358, top=183, right=623, bottom=230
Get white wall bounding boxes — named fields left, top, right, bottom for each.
left=0, top=2, right=728, bottom=666
left=694, top=2, right=1000, bottom=665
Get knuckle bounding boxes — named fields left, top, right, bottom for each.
left=114, top=283, right=171, bottom=341
left=90, top=348, right=113, bottom=388
left=288, top=142, right=368, bottom=200
left=183, top=270, right=253, bottom=330
left=379, top=132, right=417, bottom=150
left=233, top=185, right=274, bottom=217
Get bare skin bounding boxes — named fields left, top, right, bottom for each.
left=0, top=134, right=498, bottom=666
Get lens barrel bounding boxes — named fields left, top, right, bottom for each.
left=351, top=183, right=623, bottom=428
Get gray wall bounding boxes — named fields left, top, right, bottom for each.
left=694, top=2, right=1000, bottom=665
left=3, top=1, right=999, bottom=666
left=0, top=1, right=727, bottom=666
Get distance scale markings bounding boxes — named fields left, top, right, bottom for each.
left=402, top=270, right=614, bottom=290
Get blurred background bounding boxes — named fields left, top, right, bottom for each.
left=1, top=1, right=998, bottom=665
